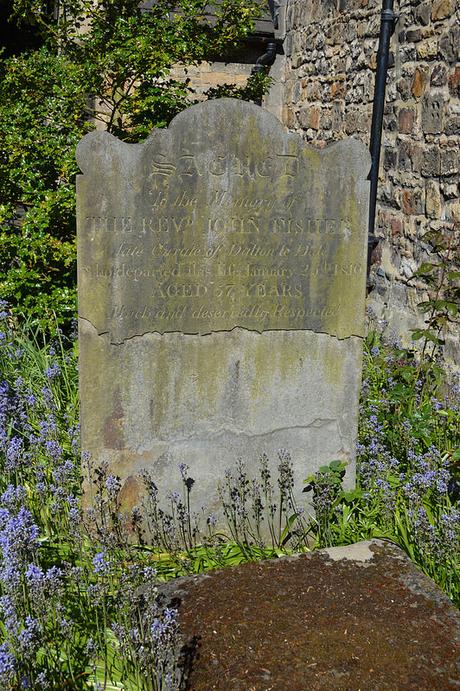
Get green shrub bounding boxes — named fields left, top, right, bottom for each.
left=0, top=0, right=266, bottom=332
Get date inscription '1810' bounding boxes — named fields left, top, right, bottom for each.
left=79, top=210, right=364, bottom=339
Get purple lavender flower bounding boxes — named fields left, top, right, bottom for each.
left=35, top=672, right=49, bottom=689
left=25, top=563, right=44, bottom=586
left=0, top=300, right=10, bottom=320
left=52, top=460, right=74, bottom=486
left=69, top=506, right=81, bottom=525
left=169, top=490, right=181, bottom=505
left=0, top=595, right=19, bottom=635
left=278, top=450, right=294, bottom=497
left=440, top=510, right=460, bottom=549
left=105, top=475, right=121, bottom=498
left=17, top=616, right=40, bottom=655
left=150, top=618, right=165, bottom=640
left=44, top=362, right=61, bottom=380
left=178, top=463, right=188, bottom=481
left=178, top=463, right=195, bottom=491
left=41, top=386, right=54, bottom=407
left=0, top=643, right=15, bottom=684
left=6, top=436, right=24, bottom=471
left=85, top=639, right=96, bottom=657
left=38, top=415, right=57, bottom=441
left=92, top=551, right=111, bottom=576
left=0, top=507, right=39, bottom=560
left=1, top=485, right=26, bottom=510
left=44, top=440, right=63, bottom=463
left=25, top=393, right=36, bottom=406
left=207, top=513, right=218, bottom=528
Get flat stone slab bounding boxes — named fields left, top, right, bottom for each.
left=160, top=540, right=460, bottom=690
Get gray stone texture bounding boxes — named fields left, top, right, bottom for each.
left=77, top=99, right=370, bottom=520
left=281, top=0, right=460, bottom=365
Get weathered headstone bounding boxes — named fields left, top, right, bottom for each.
left=76, top=98, right=370, bottom=518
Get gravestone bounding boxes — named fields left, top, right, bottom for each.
left=76, top=98, right=370, bottom=518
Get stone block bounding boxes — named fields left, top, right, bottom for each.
left=390, top=215, right=403, bottom=238
left=405, top=28, right=422, bottom=44
left=425, top=180, right=442, bottom=219
left=76, top=99, right=370, bottom=526
left=430, top=63, right=448, bottom=87
left=330, top=80, right=346, bottom=99
left=331, top=100, right=344, bottom=131
left=422, top=93, right=446, bottom=134
left=411, top=67, right=428, bottom=99
left=421, top=146, right=441, bottom=176
left=298, top=105, right=320, bottom=130
left=345, top=108, right=371, bottom=134
left=400, top=188, right=424, bottom=216
left=431, top=0, right=455, bottom=21
left=398, top=140, right=416, bottom=172
left=321, top=110, right=332, bottom=130
left=445, top=114, right=460, bottom=137
left=440, top=25, right=460, bottom=63
left=163, top=540, right=460, bottom=690
left=448, top=66, right=460, bottom=98
left=441, top=181, right=459, bottom=199
left=415, top=1, right=431, bottom=26
left=398, top=107, right=415, bottom=134
left=416, top=37, right=438, bottom=60
left=440, top=148, right=459, bottom=176
left=396, top=77, right=411, bottom=100
left=447, top=201, right=460, bottom=222
left=383, top=146, right=397, bottom=171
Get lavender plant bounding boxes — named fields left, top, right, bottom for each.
left=310, top=333, right=460, bottom=605
left=218, top=451, right=309, bottom=553
left=1, top=298, right=459, bottom=691
left=140, top=452, right=311, bottom=575
left=0, top=306, right=181, bottom=689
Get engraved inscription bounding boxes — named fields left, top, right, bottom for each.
left=80, top=207, right=364, bottom=336
left=77, top=103, right=369, bottom=340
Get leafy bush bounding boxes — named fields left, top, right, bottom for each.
left=0, top=0, right=267, bottom=331
left=409, top=224, right=460, bottom=356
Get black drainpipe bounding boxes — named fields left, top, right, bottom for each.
left=367, top=0, right=398, bottom=280
left=251, top=2, right=278, bottom=101
left=252, top=41, right=277, bottom=75
left=251, top=41, right=277, bottom=106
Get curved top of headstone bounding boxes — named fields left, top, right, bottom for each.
left=76, top=99, right=371, bottom=342
left=76, top=98, right=370, bottom=175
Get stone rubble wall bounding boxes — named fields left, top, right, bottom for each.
left=280, top=0, right=459, bottom=363
left=170, top=61, right=254, bottom=99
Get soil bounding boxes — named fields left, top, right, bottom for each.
left=159, top=540, right=460, bottom=690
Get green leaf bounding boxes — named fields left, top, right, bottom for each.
left=413, top=262, right=436, bottom=276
